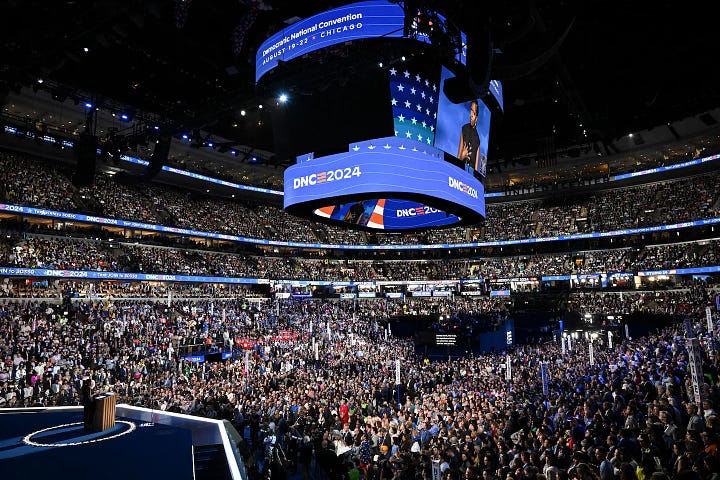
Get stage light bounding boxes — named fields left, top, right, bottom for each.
left=84, top=102, right=93, bottom=109
left=258, top=104, right=263, bottom=109
left=83, top=47, right=89, bottom=53
left=240, top=110, right=246, bottom=116
left=37, top=78, right=44, bottom=84
left=379, top=62, right=383, bottom=67
left=120, top=113, right=130, bottom=121
left=230, top=150, right=237, bottom=155
left=278, top=93, right=288, bottom=103
left=182, top=134, right=188, bottom=140
left=207, top=141, right=214, bottom=148
left=153, top=125, right=160, bottom=130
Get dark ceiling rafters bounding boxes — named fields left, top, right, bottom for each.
left=2, top=0, right=720, bottom=169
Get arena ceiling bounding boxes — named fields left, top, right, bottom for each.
left=1, top=0, right=719, bottom=174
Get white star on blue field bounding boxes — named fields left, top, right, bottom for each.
left=389, top=68, right=439, bottom=146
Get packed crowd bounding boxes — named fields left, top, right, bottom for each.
left=2, top=151, right=719, bottom=246
left=0, top=279, right=258, bottom=299
left=144, top=184, right=271, bottom=239
left=5, top=235, right=122, bottom=271
left=566, top=289, right=712, bottom=317
left=2, top=286, right=720, bottom=480
left=1, top=234, right=718, bottom=284
left=4, top=145, right=720, bottom=480
left=78, top=174, right=164, bottom=225
left=0, top=151, right=77, bottom=212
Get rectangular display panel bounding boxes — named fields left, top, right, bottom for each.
left=434, top=66, right=491, bottom=177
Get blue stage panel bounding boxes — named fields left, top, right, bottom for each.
left=0, top=410, right=194, bottom=480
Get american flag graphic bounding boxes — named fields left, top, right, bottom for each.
left=389, top=67, right=440, bottom=146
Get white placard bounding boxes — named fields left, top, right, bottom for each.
left=707, top=307, right=714, bottom=335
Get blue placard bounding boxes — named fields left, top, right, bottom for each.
left=182, top=355, right=205, bottom=363
left=433, top=290, right=453, bottom=297
left=291, top=292, right=313, bottom=298
left=542, top=275, right=572, bottom=281
left=412, top=291, right=432, bottom=297
left=490, top=289, right=510, bottom=296
left=256, top=1, right=405, bottom=82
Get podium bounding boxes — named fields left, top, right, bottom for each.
left=92, top=393, right=116, bottom=432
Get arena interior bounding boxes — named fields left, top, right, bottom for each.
left=2, top=2, right=720, bottom=480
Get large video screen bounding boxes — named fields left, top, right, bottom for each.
left=315, top=198, right=459, bottom=229
left=255, top=1, right=405, bottom=82
left=434, top=66, right=491, bottom=178
left=255, top=1, right=467, bottom=82
left=389, top=64, right=440, bottom=148
left=284, top=136, right=485, bottom=231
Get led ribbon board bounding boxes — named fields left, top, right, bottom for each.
left=255, top=0, right=466, bottom=82
left=283, top=137, right=485, bottom=231
left=256, top=0, right=405, bottom=82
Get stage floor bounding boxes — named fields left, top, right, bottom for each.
left=0, top=409, right=194, bottom=480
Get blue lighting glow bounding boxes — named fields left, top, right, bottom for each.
left=0, top=202, right=718, bottom=251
